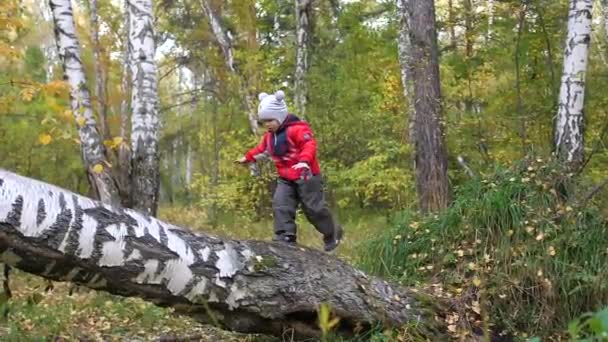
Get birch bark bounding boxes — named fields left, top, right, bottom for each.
left=49, top=0, right=120, bottom=206
left=555, top=0, right=593, bottom=169
left=128, top=0, right=161, bottom=216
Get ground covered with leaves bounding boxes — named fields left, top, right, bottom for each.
left=0, top=271, right=276, bottom=341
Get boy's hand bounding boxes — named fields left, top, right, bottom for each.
left=292, top=162, right=311, bottom=181
left=235, top=156, right=248, bottom=164
left=291, top=162, right=310, bottom=170
left=291, top=162, right=310, bottom=171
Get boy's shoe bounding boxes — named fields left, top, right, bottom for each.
left=323, top=226, right=343, bottom=252
left=272, top=234, right=297, bottom=246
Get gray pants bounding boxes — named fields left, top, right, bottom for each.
left=273, top=175, right=338, bottom=242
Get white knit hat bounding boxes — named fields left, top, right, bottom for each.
left=258, top=90, right=288, bottom=124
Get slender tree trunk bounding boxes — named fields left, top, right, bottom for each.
left=329, top=0, right=340, bottom=20
left=199, top=0, right=259, bottom=135
left=49, top=0, right=120, bottom=206
left=515, top=2, right=529, bottom=152
left=555, top=0, right=593, bottom=170
left=408, top=0, right=452, bottom=213
left=0, top=169, right=441, bottom=339
left=448, top=0, right=457, bottom=48
left=536, top=4, right=558, bottom=93
left=185, top=143, right=192, bottom=186
left=487, top=0, right=494, bottom=42
left=118, top=0, right=132, bottom=207
left=89, top=0, right=110, bottom=141
left=294, top=0, right=313, bottom=118
left=396, top=0, right=415, bottom=141
left=602, top=0, right=608, bottom=56
left=128, top=0, right=161, bottom=216
left=463, top=0, right=474, bottom=113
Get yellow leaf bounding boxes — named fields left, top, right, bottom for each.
left=112, top=136, right=123, bottom=146
left=92, top=164, right=103, bottom=174
left=472, top=277, right=481, bottom=287
left=38, top=133, right=52, bottom=145
left=327, top=317, right=340, bottom=329
left=60, top=110, right=73, bottom=120
left=104, top=136, right=124, bottom=150
left=76, top=116, right=86, bottom=127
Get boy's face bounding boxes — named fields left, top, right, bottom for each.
left=262, top=119, right=280, bottom=132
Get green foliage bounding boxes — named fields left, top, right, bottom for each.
left=358, top=157, right=608, bottom=339
left=568, top=307, right=608, bottom=341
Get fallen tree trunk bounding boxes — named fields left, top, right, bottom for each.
left=0, top=169, right=439, bottom=339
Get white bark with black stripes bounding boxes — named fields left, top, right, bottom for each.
left=294, top=0, right=313, bottom=118
left=128, top=0, right=161, bottom=216
left=89, top=0, right=109, bottom=141
left=49, top=0, right=120, bottom=206
left=0, top=169, right=437, bottom=339
left=555, top=0, right=593, bottom=169
left=396, top=0, right=414, bottom=110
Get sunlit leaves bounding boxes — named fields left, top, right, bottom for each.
left=38, top=133, right=52, bottom=145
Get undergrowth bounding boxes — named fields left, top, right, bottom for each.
left=358, top=157, right=608, bottom=340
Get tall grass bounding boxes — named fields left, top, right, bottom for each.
left=358, top=157, right=608, bottom=338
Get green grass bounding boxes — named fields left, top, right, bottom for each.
left=358, top=157, right=608, bottom=340
left=159, top=205, right=390, bottom=263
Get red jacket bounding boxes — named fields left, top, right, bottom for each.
left=245, top=118, right=321, bottom=181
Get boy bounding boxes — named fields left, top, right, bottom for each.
left=236, top=90, right=343, bottom=252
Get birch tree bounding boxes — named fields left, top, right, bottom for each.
left=128, top=0, right=161, bottom=216
left=49, top=0, right=120, bottom=206
left=88, top=0, right=109, bottom=141
left=199, top=0, right=259, bottom=135
left=396, top=0, right=415, bottom=148
left=554, top=0, right=593, bottom=170
left=0, top=169, right=439, bottom=339
left=602, top=0, right=608, bottom=50
left=117, top=0, right=132, bottom=205
left=294, top=0, right=313, bottom=117
left=407, top=0, right=452, bottom=212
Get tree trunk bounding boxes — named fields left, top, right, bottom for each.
left=128, top=0, right=161, bottom=217
left=601, top=0, right=608, bottom=58
left=487, top=0, right=494, bottom=42
left=0, top=169, right=440, bottom=339
left=49, top=0, right=120, bottom=206
left=408, top=0, right=452, bottom=213
left=199, top=0, right=259, bottom=135
left=89, top=0, right=110, bottom=141
left=515, top=2, right=529, bottom=153
left=554, top=0, right=593, bottom=170
left=396, top=0, right=415, bottom=141
left=294, top=0, right=313, bottom=118
left=448, top=0, right=457, bottom=48
left=118, top=0, right=132, bottom=207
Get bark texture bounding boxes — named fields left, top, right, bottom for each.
left=49, top=0, right=120, bottom=206
left=294, top=0, right=313, bottom=118
left=89, top=0, right=110, bottom=141
left=396, top=0, right=417, bottom=154
left=408, top=0, right=452, bottom=213
left=128, top=0, right=161, bottom=216
left=555, top=0, right=593, bottom=170
left=118, top=0, right=132, bottom=207
left=0, top=169, right=437, bottom=339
